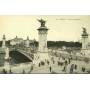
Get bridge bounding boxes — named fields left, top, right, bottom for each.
left=9, top=47, right=34, bottom=62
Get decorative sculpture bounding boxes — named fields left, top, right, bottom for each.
left=38, top=19, right=46, bottom=27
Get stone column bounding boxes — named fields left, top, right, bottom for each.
left=2, top=35, right=6, bottom=48
left=34, top=19, right=49, bottom=64
left=4, top=47, right=10, bottom=73
left=81, top=27, right=89, bottom=55
left=26, top=36, right=30, bottom=48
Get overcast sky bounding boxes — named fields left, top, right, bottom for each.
left=0, top=15, right=90, bottom=41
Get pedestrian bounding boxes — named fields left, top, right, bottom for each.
left=2, top=69, right=7, bottom=74
left=82, top=67, right=85, bottom=72
left=60, top=62, right=63, bottom=66
left=65, top=60, right=67, bottom=65
left=58, top=61, right=61, bottom=66
left=47, top=61, right=49, bottom=65
left=70, top=64, right=74, bottom=74
left=62, top=66, right=66, bottom=72
left=70, top=67, right=73, bottom=74
left=68, top=58, right=71, bottom=64
left=22, top=70, right=25, bottom=74
left=39, top=63, right=40, bottom=67
left=49, top=66, right=52, bottom=72
left=30, top=65, right=33, bottom=71
left=75, top=64, right=77, bottom=70
left=9, top=69, right=12, bottom=74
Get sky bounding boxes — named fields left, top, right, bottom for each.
left=0, top=15, right=90, bottom=42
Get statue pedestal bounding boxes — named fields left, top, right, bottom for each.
left=33, top=51, right=49, bottom=65
left=81, top=49, right=90, bottom=56
left=2, top=46, right=6, bottom=49
left=38, top=51, right=49, bottom=61
left=4, top=61, right=10, bottom=72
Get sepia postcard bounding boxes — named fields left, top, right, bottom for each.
left=0, top=15, right=90, bottom=74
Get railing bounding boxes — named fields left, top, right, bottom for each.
left=50, top=51, right=90, bottom=61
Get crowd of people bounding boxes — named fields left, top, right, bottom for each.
left=1, top=49, right=90, bottom=74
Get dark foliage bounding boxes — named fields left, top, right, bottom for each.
left=0, top=40, right=82, bottom=48
left=47, top=41, right=82, bottom=48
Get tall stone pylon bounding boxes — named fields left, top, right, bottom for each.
left=35, top=19, right=49, bottom=63
left=4, top=47, right=10, bottom=60
left=2, top=35, right=6, bottom=48
left=81, top=27, right=89, bottom=50
left=81, top=27, right=89, bottom=55
left=4, top=47, right=10, bottom=73
left=26, top=36, right=30, bottom=48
